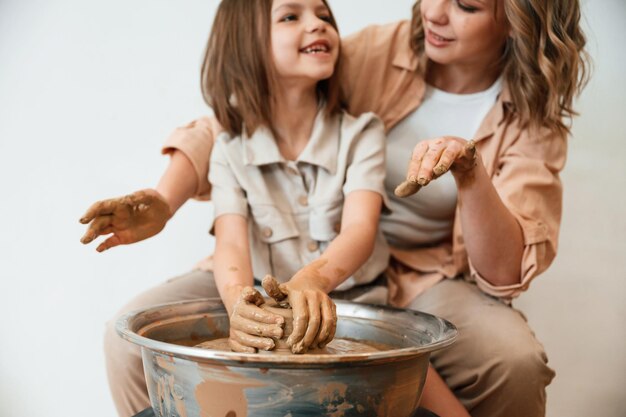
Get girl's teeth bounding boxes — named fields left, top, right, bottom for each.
left=303, top=46, right=328, bottom=53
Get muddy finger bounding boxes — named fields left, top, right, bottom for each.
left=96, top=233, right=122, bottom=252
left=79, top=199, right=122, bottom=224
left=237, top=303, right=284, bottom=325
left=230, top=329, right=275, bottom=351
left=241, top=286, right=265, bottom=306
left=294, top=295, right=321, bottom=353
left=394, top=179, right=422, bottom=198
left=404, top=141, right=429, bottom=186
left=416, top=142, right=446, bottom=186
left=230, top=315, right=284, bottom=339
left=80, top=215, right=114, bottom=244
left=316, top=297, right=336, bottom=348
left=262, top=275, right=288, bottom=302
left=453, top=140, right=477, bottom=172
left=324, top=302, right=338, bottom=347
left=228, top=337, right=256, bottom=353
left=286, top=292, right=308, bottom=350
left=432, top=146, right=458, bottom=179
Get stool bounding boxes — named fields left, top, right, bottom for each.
left=134, top=407, right=440, bottom=417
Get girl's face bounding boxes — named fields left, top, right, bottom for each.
left=420, top=0, right=509, bottom=68
left=270, top=0, right=339, bottom=87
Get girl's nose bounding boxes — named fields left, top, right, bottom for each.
left=306, top=16, right=327, bottom=33
left=423, top=0, right=449, bottom=26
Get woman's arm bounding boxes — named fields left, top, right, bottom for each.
left=283, top=190, right=383, bottom=353
left=79, top=150, right=197, bottom=251
left=214, top=214, right=285, bottom=353
left=156, top=150, right=199, bottom=215
left=453, top=153, right=524, bottom=286
left=399, top=137, right=523, bottom=286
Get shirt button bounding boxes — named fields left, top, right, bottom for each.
left=307, top=241, right=319, bottom=252
left=262, top=227, right=273, bottom=238
left=298, top=195, right=308, bottom=207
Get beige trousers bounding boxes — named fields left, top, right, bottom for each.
left=104, top=271, right=554, bottom=417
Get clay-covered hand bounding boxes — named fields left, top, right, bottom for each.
left=228, top=286, right=285, bottom=353
left=263, top=275, right=337, bottom=354
left=394, top=137, right=477, bottom=198
left=79, top=189, right=172, bottom=252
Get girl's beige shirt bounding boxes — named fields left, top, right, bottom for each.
left=162, top=21, right=567, bottom=307
left=209, top=109, right=390, bottom=291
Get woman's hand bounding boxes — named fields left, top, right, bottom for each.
left=79, top=189, right=172, bottom=252
left=227, top=286, right=285, bottom=353
left=394, top=137, right=477, bottom=198
left=262, top=275, right=337, bottom=354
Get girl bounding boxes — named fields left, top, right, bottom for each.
left=202, top=0, right=389, bottom=355
left=82, top=0, right=589, bottom=416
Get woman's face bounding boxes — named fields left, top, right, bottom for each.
left=270, top=0, right=339, bottom=86
left=420, top=0, right=509, bottom=68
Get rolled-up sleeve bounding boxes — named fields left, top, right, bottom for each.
left=161, top=116, right=222, bottom=200
left=471, top=127, right=567, bottom=299
left=208, top=139, right=248, bottom=232
left=343, top=114, right=391, bottom=211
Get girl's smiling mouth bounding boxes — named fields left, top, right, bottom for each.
left=300, top=39, right=331, bottom=54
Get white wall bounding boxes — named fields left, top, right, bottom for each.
left=0, top=1, right=623, bottom=416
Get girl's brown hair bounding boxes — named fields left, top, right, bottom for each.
left=201, top=0, right=342, bottom=137
left=410, top=0, right=590, bottom=135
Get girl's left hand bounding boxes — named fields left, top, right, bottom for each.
left=262, top=275, right=337, bottom=354
left=394, top=137, right=477, bottom=198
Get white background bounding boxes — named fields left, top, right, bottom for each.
left=0, top=1, right=624, bottom=416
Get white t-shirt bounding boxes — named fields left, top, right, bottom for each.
left=381, top=77, right=503, bottom=249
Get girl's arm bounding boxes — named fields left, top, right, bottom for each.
left=214, top=213, right=285, bottom=353
left=283, top=190, right=383, bottom=353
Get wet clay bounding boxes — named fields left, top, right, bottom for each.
left=194, top=303, right=392, bottom=355
left=195, top=336, right=388, bottom=355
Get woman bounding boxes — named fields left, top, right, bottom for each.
left=81, top=0, right=589, bottom=416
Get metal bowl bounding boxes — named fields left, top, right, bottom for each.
left=117, top=298, right=457, bottom=417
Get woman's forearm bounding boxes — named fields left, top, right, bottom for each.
left=454, top=156, right=524, bottom=286
left=156, top=150, right=198, bottom=215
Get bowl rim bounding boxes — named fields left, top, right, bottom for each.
left=116, top=298, right=457, bottom=368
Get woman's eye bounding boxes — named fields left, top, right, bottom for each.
left=280, top=14, right=297, bottom=22
left=456, top=0, right=478, bottom=13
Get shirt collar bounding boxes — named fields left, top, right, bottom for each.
left=242, top=104, right=339, bottom=174
left=473, top=84, right=515, bottom=142
left=392, top=27, right=419, bottom=71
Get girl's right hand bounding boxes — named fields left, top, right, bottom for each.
left=262, top=275, right=337, bottom=354
left=79, top=189, right=172, bottom=252
left=228, top=286, right=285, bottom=353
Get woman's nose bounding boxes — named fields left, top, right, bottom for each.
left=423, top=0, right=449, bottom=26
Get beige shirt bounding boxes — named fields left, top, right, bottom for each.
left=208, top=108, right=390, bottom=290
left=163, top=21, right=567, bottom=306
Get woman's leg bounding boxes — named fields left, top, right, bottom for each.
left=408, top=278, right=555, bottom=417
left=103, top=269, right=219, bottom=417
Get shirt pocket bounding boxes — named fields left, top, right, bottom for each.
left=309, top=197, right=344, bottom=242
left=249, top=204, right=301, bottom=281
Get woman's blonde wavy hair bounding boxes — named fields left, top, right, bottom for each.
left=410, top=0, right=590, bottom=135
